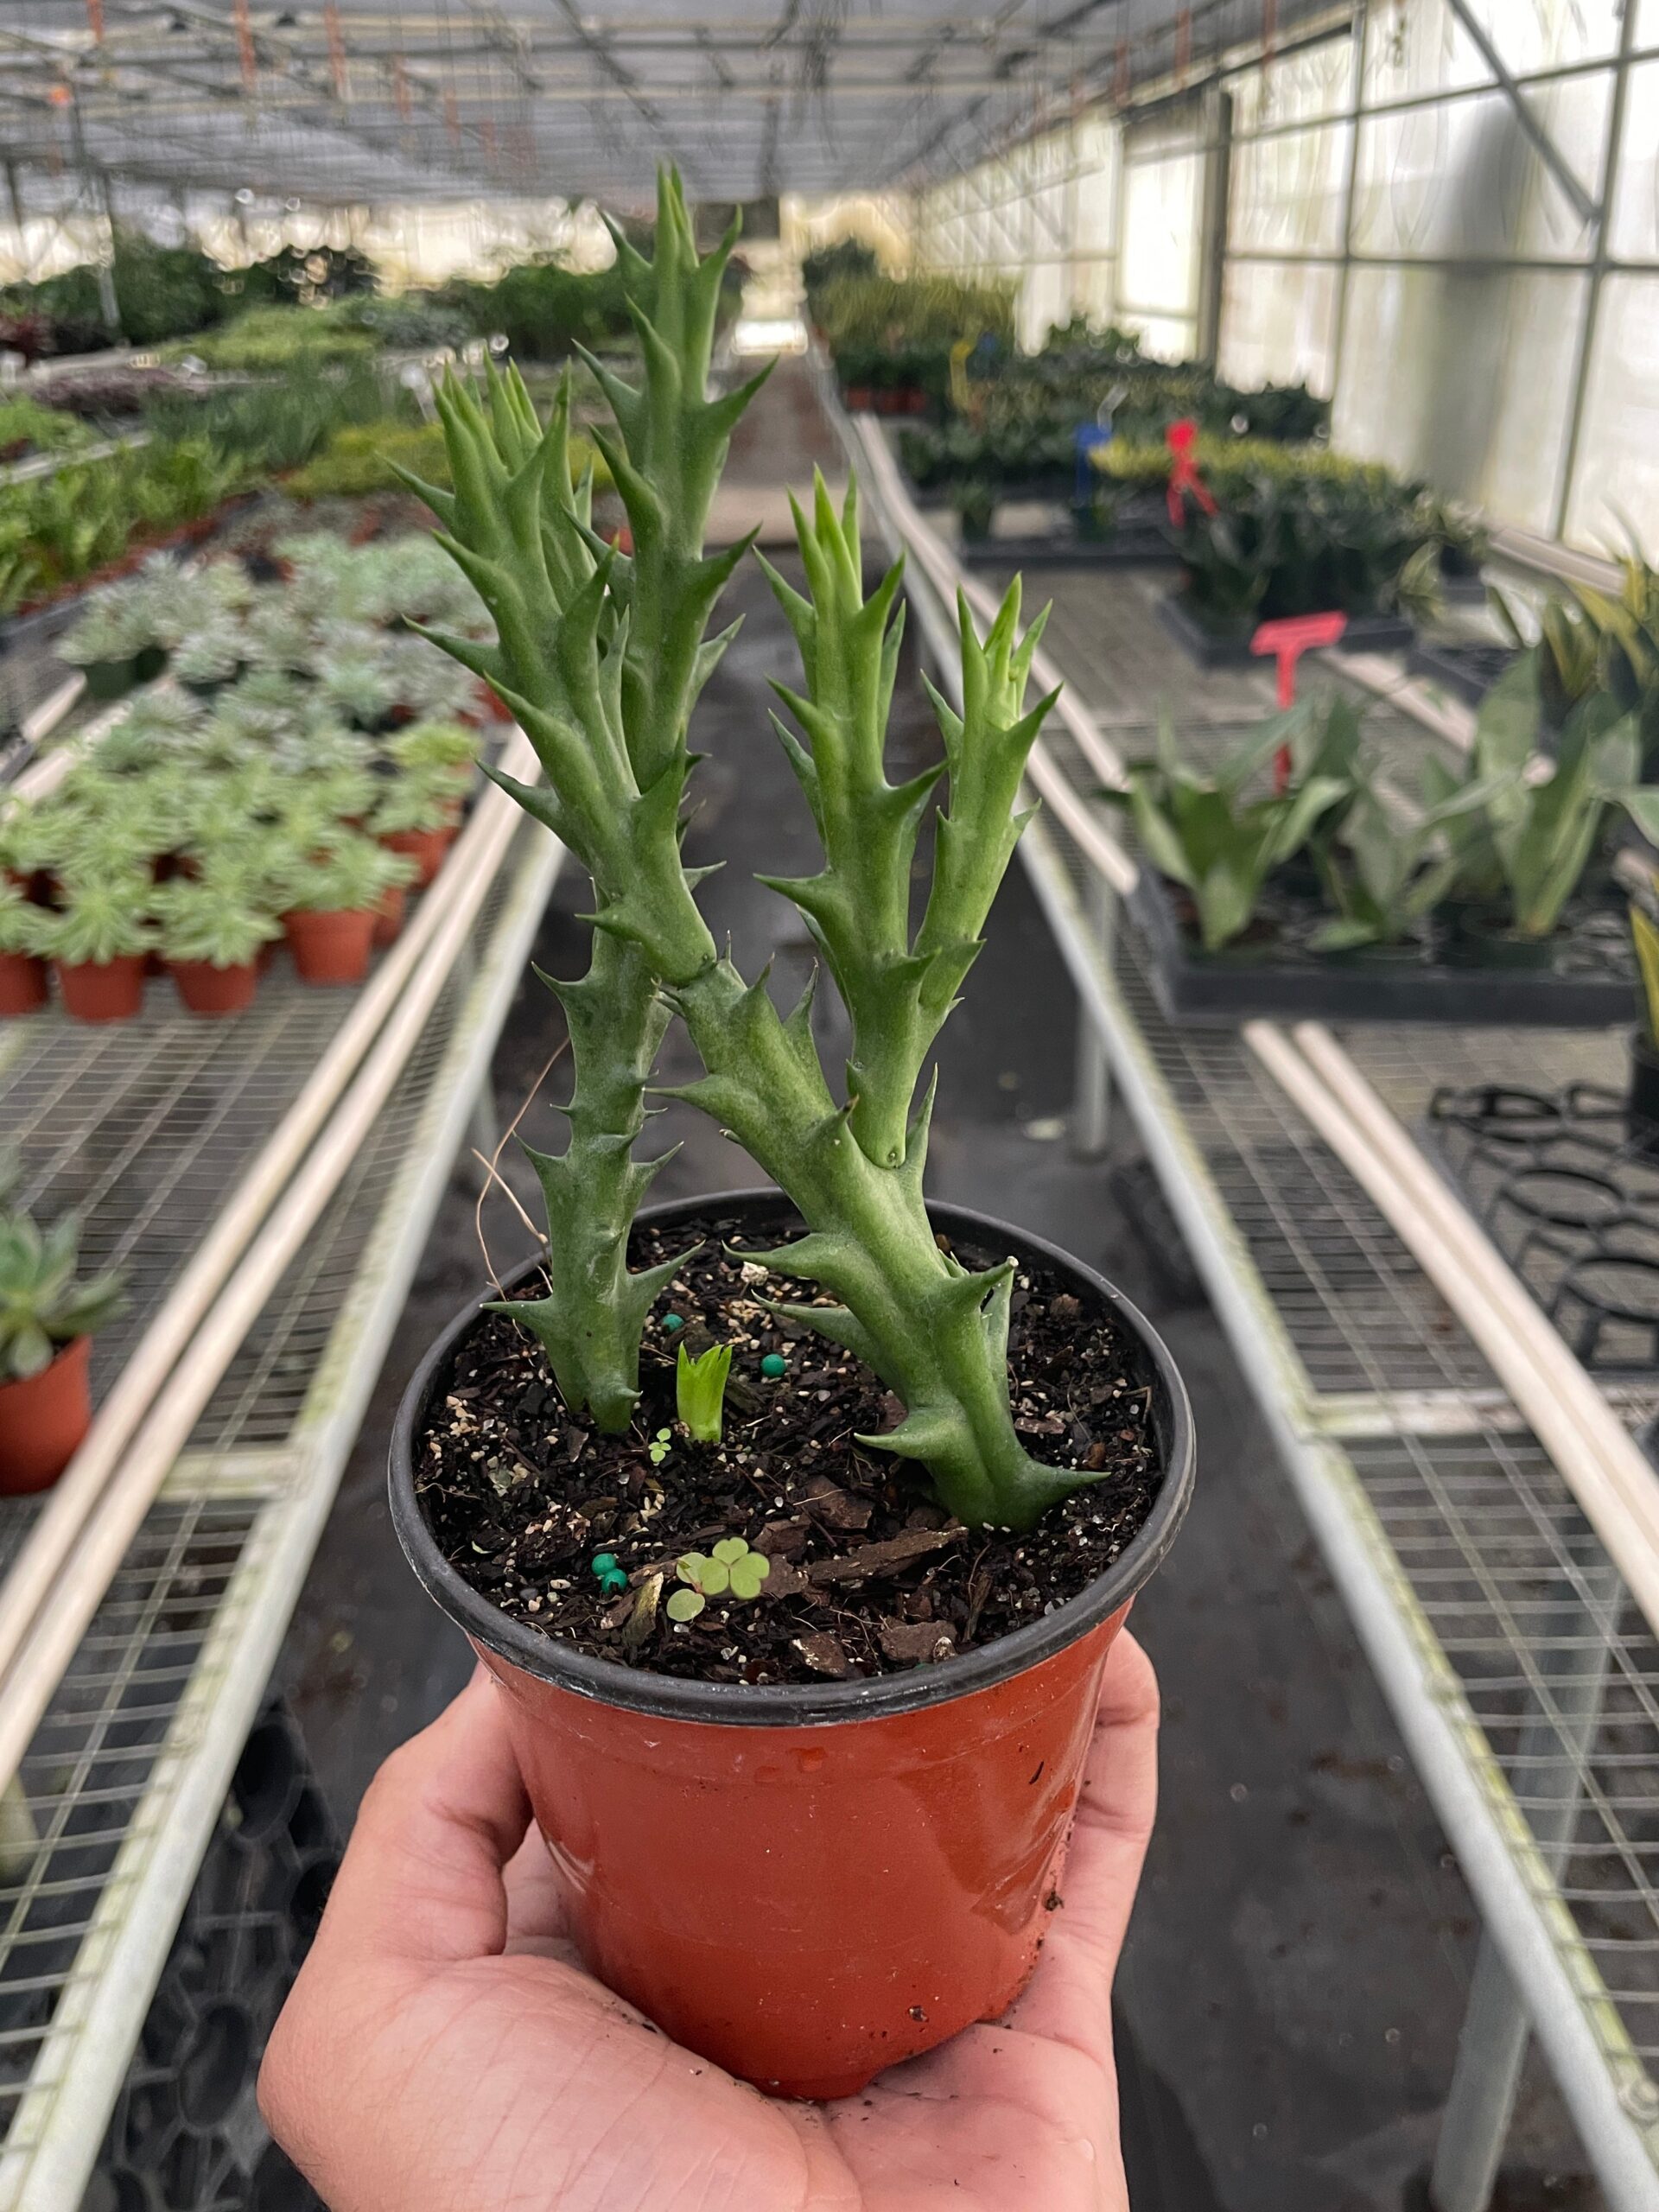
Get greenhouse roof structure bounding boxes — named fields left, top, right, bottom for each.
left=0, top=1, right=1344, bottom=207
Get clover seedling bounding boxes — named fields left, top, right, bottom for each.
left=676, top=1340, right=732, bottom=1445
left=667, top=1538, right=772, bottom=1622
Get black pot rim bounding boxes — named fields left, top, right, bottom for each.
left=388, top=1187, right=1195, bottom=1728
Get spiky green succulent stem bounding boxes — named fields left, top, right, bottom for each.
left=391, top=172, right=756, bottom=1432
left=410, top=168, right=1089, bottom=1529
left=492, top=933, right=677, bottom=1432
left=662, top=958, right=1084, bottom=1530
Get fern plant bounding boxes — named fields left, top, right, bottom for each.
left=401, top=169, right=1099, bottom=1530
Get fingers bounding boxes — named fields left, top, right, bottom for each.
left=502, top=1818, right=574, bottom=1951
left=308, top=1665, right=531, bottom=1971
left=1004, top=1629, right=1160, bottom=2056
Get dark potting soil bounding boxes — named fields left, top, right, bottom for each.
left=415, top=1212, right=1163, bottom=1688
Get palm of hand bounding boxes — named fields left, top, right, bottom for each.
left=261, top=1640, right=1154, bottom=2212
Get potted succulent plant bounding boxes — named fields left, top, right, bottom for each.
left=371, top=767, right=461, bottom=889
left=173, top=617, right=245, bottom=699
left=153, top=868, right=282, bottom=1015
left=385, top=175, right=1193, bottom=2100
left=277, top=828, right=415, bottom=985
left=0, top=879, right=50, bottom=1017
left=34, top=867, right=156, bottom=1020
left=316, top=639, right=397, bottom=734
left=0, top=1168, right=125, bottom=1494
left=59, top=588, right=156, bottom=702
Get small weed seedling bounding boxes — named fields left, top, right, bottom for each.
left=667, top=1538, right=772, bottom=1622
left=676, top=1340, right=732, bottom=1444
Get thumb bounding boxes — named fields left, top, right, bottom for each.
left=308, top=1665, right=532, bottom=1973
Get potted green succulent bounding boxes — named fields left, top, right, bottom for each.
left=371, top=767, right=461, bottom=888
left=0, top=1166, right=125, bottom=1493
left=33, top=867, right=156, bottom=1021
left=0, top=878, right=50, bottom=1017
left=59, top=590, right=155, bottom=702
left=1103, top=709, right=1350, bottom=953
left=384, top=175, right=1192, bottom=2099
left=153, top=869, right=282, bottom=1015
left=173, top=617, right=245, bottom=698
left=316, top=639, right=397, bottom=734
left=277, top=828, right=415, bottom=984
left=1434, top=659, right=1659, bottom=960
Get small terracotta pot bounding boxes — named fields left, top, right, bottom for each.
left=55, top=955, right=147, bottom=1023
left=171, top=959, right=257, bottom=1016
left=478, top=683, right=515, bottom=725
left=391, top=1192, right=1193, bottom=2101
left=372, top=885, right=407, bottom=948
left=0, top=1335, right=92, bottom=1495
left=844, top=385, right=873, bottom=411
left=381, top=826, right=449, bottom=890
left=0, top=950, right=48, bottom=1016
left=283, top=907, right=375, bottom=986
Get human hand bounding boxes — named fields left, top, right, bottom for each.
left=259, top=1631, right=1160, bottom=2211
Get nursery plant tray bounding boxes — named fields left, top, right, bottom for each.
left=1406, top=638, right=1519, bottom=706
left=1423, top=1079, right=1659, bottom=1372
left=1156, top=593, right=1414, bottom=671
left=1127, top=869, right=1635, bottom=1028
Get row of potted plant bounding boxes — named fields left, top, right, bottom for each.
left=1108, top=657, right=1657, bottom=1025
left=2, top=527, right=493, bottom=1018
left=0, top=435, right=251, bottom=620
left=0, top=702, right=474, bottom=1018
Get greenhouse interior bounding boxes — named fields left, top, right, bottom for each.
left=3, top=2, right=1659, bottom=2208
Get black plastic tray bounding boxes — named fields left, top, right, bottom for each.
left=961, top=525, right=1179, bottom=569
left=1128, top=871, right=1634, bottom=1028
left=1156, top=593, right=1414, bottom=671
left=1406, top=638, right=1519, bottom=706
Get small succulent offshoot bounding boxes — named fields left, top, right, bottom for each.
left=667, top=1537, right=772, bottom=1622
left=676, top=1339, right=732, bottom=1444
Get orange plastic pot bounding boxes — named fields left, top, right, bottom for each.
left=391, top=1192, right=1193, bottom=2101
left=0, top=1334, right=92, bottom=1494
left=171, top=959, right=257, bottom=1016
left=283, top=908, right=375, bottom=987
left=0, top=950, right=47, bottom=1016
left=54, top=955, right=146, bottom=1022
left=380, top=826, right=449, bottom=890
left=372, top=885, right=407, bottom=948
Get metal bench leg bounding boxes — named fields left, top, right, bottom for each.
left=1430, top=1549, right=1623, bottom=2210
left=1430, top=1938, right=1532, bottom=2212
left=1072, top=872, right=1115, bottom=1158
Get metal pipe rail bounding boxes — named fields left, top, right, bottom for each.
left=837, top=378, right=1659, bottom=2209
left=0, top=763, right=564, bottom=2207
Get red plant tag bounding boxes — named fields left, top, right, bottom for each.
left=1252, top=612, right=1349, bottom=786
left=1165, top=417, right=1217, bottom=524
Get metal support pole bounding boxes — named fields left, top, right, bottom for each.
left=1072, top=868, right=1115, bottom=1157
left=1443, top=0, right=1598, bottom=227
left=1552, top=0, right=1638, bottom=541
left=1328, top=1, right=1367, bottom=423
left=1429, top=1548, right=1625, bottom=2210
